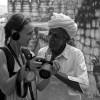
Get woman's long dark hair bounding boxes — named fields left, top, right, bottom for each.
left=4, top=13, right=31, bottom=44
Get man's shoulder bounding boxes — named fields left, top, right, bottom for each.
left=68, top=45, right=81, bottom=52
left=68, top=45, right=83, bottom=56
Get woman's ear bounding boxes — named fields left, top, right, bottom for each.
left=11, top=30, right=20, bottom=41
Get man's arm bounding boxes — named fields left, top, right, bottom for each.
left=36, top=78, right=50, bottom=91
left=52, top=49, right=89, bottom=93
left=67, top=50, right=89, bottom=93
left=55, top=72, right=83, bottom=93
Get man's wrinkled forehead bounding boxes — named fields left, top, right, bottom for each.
left=49, top=27, right=66, bottom=37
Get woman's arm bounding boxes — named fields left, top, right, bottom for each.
left=0, top=50, right=17, bottom=96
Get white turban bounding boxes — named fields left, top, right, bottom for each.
left=48, top=13, right=78, bottom=38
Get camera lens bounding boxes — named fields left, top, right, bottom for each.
left=39, top=69, right=51, bottom=79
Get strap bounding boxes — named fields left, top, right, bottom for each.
left=0, top=90, right=5, bottom=100
left=16, top=70, right=29, bottom=98
left=7, top=44, right=22, bottom=68
left=6, top=45, right=30, bottom=98
left=0, top=47, right=15, bottom=77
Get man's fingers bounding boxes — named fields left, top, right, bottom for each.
left=53, top=61, right=60, bottom=71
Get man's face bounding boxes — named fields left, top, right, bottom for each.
left=18, top=23, right=37, bottom=47
left=48, top=30, right=66, bottom=53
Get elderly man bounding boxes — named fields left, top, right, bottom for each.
left=37, top=13, right=89, bottom=100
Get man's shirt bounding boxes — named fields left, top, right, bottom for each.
left=37, top=44, right=89, bottom=100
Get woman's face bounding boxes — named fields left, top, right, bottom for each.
left=18, top=23, right=36, bottom=47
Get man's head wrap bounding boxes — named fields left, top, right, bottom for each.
left=48, top=13, right=78, bottom=38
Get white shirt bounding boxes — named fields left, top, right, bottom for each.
left=37, top=44, right=89, bottom=100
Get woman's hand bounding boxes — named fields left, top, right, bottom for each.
left=29, top=58, right=42, bottom=71
left=18, top=67, right=36, bottom=82
left=19, top=67, right=27, bottom=81
left=25, top=71, right=36, bottom=82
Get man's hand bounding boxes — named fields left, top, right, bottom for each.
left=51, top=60, right=60, bottom=75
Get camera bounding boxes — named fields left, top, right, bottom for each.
left=21, top=48, right=53, bottom=79
left=35, top=57, right=53, bottom=79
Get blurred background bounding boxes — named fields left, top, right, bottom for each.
left=0, top=0, right=100, bottom=99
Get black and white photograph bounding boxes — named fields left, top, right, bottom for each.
left=0, top=0, right=100, bottom=100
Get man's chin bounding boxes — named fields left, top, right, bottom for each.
left=50, top=48, right=58, bottom=53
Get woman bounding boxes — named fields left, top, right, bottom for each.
left=0, top=13, right=41, bottom=100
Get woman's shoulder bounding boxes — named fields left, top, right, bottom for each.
left=0, top=47, right=7, bottom=65
left=0, top=47, right=6, bottom=57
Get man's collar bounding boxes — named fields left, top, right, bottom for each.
left=59, top=44, right=69, bottom=59
left=56, top=44, right=71, bottom=60
left=47, top=44, right=71, bottom=60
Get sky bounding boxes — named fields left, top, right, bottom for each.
left=0, top=0, right=8, bottom=15
left=0, top=0, right=7, bottom=6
